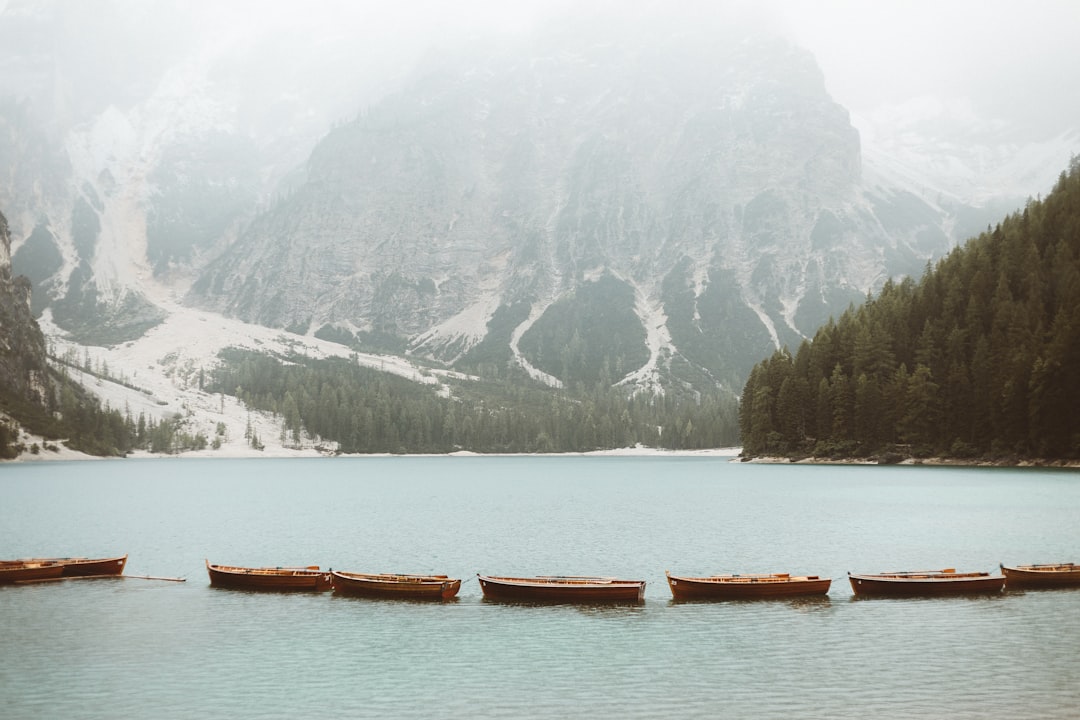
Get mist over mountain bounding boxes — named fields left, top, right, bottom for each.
left=1, top=1, right=1076, bottom=404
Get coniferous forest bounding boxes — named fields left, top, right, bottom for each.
left=740, top=158, right=1080, bottom=462
left=207, top=349, right=739, bottom=454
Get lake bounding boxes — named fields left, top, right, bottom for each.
left=1, top=457, right=1078, bottom=719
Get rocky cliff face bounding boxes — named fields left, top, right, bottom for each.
left=0, top=209, right=51, bottom=409
left=187, top=27, right=946, bottom=390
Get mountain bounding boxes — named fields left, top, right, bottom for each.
left=1, top=3, right=1072, bottom=406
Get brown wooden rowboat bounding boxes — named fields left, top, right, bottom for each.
left=1000, top=562, right=1080, bottom=589
left=331, top=571, right=461, bottom=600
left=206, top=560, right=332, bottom=592
left=0, top=561, right=65, bottom=584
left=477, top=574, right=645, bottom=603
left=666, top=571, right=831, bottom=600
left=848, top=568, right=1005, bottom=596
left=0, top=554, right=127, bottom=577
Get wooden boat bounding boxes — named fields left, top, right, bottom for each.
left=206, top=560, right=332, bottom=592
left=848, top=568, right=1005, bottom=596
left=331, top=571, right=461, bottom=600
left=0, top=561, right=65, bottom=584
left=0, top=554, right=126, bottom=577
left=477, top=574, right=646, bottom=603
left=666, top=571, right=831, bottom=600
left=1000, top=562, right=1080, bottom=589
left=58, top=555, right=128, bottom=576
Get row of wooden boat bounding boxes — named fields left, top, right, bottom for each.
left=0, top=555, right=128, bottom=583
left=206, top=561, right=644, bottom=602
left=206, top=561, right=462, bottom=599
left=847, top=564, right=1080, bottom=596
left=202, top=560, right=1080, bottom=602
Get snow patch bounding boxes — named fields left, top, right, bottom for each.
left=411, top=292, right=501, bottom=360
left=616, top=277, right=672, bottom=395
left=746, top=301, right=781, bottom=350
left=508, top=299, right=563, bottom=389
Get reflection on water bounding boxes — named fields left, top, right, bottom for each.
left=847, top=591, right=1009, bottom=603
left=667, top=594, right=834, bottom=609
left=479, top=598, right=649, bottom=618
left=1, top=457, right=1079, bottom=719
left=329, top=591, right=462, bottom=605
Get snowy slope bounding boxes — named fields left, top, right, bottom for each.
left=37, top=300, right=475, bottom=458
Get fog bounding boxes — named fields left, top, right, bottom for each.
left=0, top=0, right=1076, bottom=188
left=775, top=0, right=1080, bottom=139
left=3, top=0, right=1075, bottom=140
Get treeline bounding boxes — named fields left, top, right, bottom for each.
left=741, top=158, right=1080, bottom=461
left=208, top=348, right=739, bottom=453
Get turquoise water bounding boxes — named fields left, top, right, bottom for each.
left=1, top=457, right=1078, bottom=718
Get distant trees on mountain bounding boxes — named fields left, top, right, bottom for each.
left=740, top=158, right=1080, bottom=461
left=517, top=274, right=651, bottom=390
left=208, top=349, right=739, bottom=454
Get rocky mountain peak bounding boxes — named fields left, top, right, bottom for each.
left=186, top=25, right=888, bottom=391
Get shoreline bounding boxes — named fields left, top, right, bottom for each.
left=8, top=444, right=1079, bottom=467
left=741, top=455, right=1080, bottom=469
left=3, top=439, right=744, bottom=463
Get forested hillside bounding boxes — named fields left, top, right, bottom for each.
left=740, top=158, right=1080, bottom=462
left=207, top=350, right=739, bottom=454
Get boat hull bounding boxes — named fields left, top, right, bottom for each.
left=478, top=575, right=645, bottom=603
left=206, top=561, right=332, bottom=592
left=332, top=571, right=461, bottom=600
left=0, top=562, right=65, bottom=584
left=666, top=572, right=831, bottom=600
left=1001, top=564, right=1080, bottom=589
left=848, top=572, right=1005, bottom=597
left=60, top=555, right=128, bottom=577
left=1, top=555, right=127, bottom=577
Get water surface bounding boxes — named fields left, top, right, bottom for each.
left=2, top=457, right=1077, bottom=718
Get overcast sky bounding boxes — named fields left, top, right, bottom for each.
left=1, top=0, right=1076, bottom=140
left=486, top=0, right=1080, bottom=139
left=287, top=0, right=1080, bottom=140
left=773, top=0, right=1080, bottom=137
